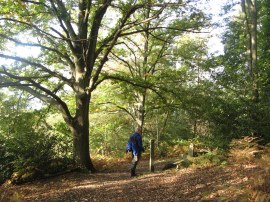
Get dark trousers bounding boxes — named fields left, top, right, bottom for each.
left=131, top=153, right=141, bottom=176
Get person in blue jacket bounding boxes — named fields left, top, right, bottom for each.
left=126, top=127, right=145, bottom=177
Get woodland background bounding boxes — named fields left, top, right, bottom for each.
left=0, top=0, right=270, bottom=193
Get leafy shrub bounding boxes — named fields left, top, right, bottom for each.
left=0, top=111, right=73, bottom=184
left=156, top=142, right=170, bottom=157
left=247, top=145, right=270, bottom=201
left=0, top=137, right=14, bottom=184
left=229, top=136, right=263, bottom=164
left=0, top=129, right=72, bottom=184
left=191, top=149, right=227, bottom=167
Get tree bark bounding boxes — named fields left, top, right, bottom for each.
left=134, top=3, right=151, bottom=130
left=242, top=0, right=258, bottom=102
left=68, top=93, right=96, bottom=172
left=0, top=0, right=186, bottom=172
left=242, top=0, right=260, bottom=135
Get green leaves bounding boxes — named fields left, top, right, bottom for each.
left=0, top=92, right=73, bottom=184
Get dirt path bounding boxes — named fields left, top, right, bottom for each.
left=0, top=158, right=260, bottom=202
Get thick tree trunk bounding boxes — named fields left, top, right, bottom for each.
left=69, top=93, right=96, bottom=172
left=71, top=123, right=95, bottom=171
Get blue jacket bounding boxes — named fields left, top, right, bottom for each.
left=126, top=132, right=144, bottom=156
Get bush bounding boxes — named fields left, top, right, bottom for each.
left=229, top=138, right=270, bottom=202
left=156, top=142, right=170, bottom=157
left=250, top=153, right=270, bottom=202
left=191, top=149, right=228, bottom=167
left=0, top=111, right=73, bottom=184
left=0, top=129, right=72, bottom=184
left=0, top=137, right=14, bottom=184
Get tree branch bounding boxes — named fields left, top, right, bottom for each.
left=99, top=73, right=165, bottom=101
left=90, top=4, right=144, bottom=91
left=0, top=54, right=72, bottom=86
left=52, top=0, right=77, bottom=40
left=147, top=41, right=168, bottom=74
left=0, top=34, right=74, bottom=67
left=110, top=51, right=135, bottom=78
left=78, top=0, right=92, bottom=39
left=0, top=68, right=73, bottom=121
left=86, top=0, right=111, bottom=72
left=120, top=27, right=208, bottom=38
left=20, top=0, right=49, bottom=7
left=97, top=101, right=136, bottom=121
left=0, top=18, right=64, bottom=41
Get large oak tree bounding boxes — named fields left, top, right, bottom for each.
left=0, top=0, right=198, bottom=171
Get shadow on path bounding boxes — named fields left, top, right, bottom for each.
left=0, top=159, right=259, bottom=202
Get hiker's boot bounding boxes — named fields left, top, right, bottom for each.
left=131, top=170, right=136, bottom=177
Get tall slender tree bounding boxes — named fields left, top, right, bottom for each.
left=241, top=0, right=258, bottom=102
left=107, top=1, right=208, bottom=137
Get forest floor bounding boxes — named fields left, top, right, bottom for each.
left=1, top=151, right=269, bottom=202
